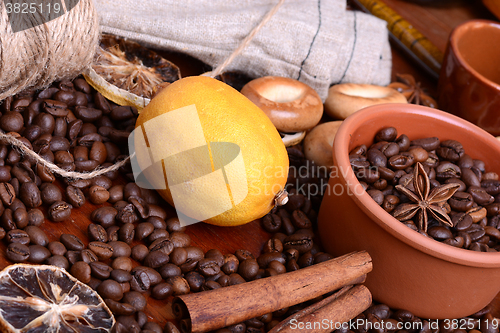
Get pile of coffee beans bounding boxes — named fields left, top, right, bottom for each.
left=351, top=126, right=500, bottom=252
left=337, top=303, right=498, bottom=333
left=0, top=79, right=499, bottom=333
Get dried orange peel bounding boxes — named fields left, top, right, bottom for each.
left=0, top=264, right=115, bottom=332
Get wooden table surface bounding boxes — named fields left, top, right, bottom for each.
left=0, top=0, right=499, bottom=330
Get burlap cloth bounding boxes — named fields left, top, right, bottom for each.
left=94, top=0, right=392, bottom=101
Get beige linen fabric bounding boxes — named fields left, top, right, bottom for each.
left=94, top=0, right=391, bottom=101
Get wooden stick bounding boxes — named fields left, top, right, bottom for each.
left=172, top=251, right=372, bottom=333
left=269, top=285, right=372, bottom=333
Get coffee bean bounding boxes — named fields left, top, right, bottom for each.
left=47, top=241, right=67, bottom=256
left=119, top=223, right=135, bottom=244
left=110, top=269, right=132, bottom=283
left=91, top=175, right=113, bottom=190
left=283, top=233, right=313, bottom=254
left=184, top=271, right=205, bottom=292
left=66, top=185, right=86, bottom=208
left=436, top=140, right=464, bottom=162
left=70, top=261, right=91, bottom=283
left=131, top=244, right=149, bottom=262
left=0, top=111, right=24, bottom=132
left=196, top=258, right=219, bottom=277
left=238, top=259, right=259, bottom=280
left=122, top=291, right=147, bottom=312
left=375, top=127, right=397, bottom=142
left=297, top=251, right=314, bottom=268
left=129, top=270, right=150, bottom=293
left=116, top=203, right=139, bottom=224
left=204, top=249, right=224, bottom=268
left=90, top=141, right=107, bottom=164
left=452, top=212, right=473, bottom=231
left=468, top=186, right=494, bottom=206
left=108, top=241, right=132, bottom=258
left=24, top=225, right=48, bottom=246
left=427, top=226, right=452, bottom=240
left=221, top=255, right=239, bottom=275
left=263, top=238, right=283, bottom=253
left=167, top=276, right=190, bottom=296
left=88, top=223, right=108, bottom=242
left=65, top=250, right=81, bottom=265
left=74, top=106, right=102, bottom=122
left=91, top=206, right=118, bottom=227
left=39, top=183, right=62, bottom=205
left=104, top=299, right=136, bottom=316
left=60, top=234, right=84, bottom=251
left=128, top=196, right=149, bottom=219
left=6, top=229, right=30, bottom=245
left=88, top=241, right=114, bottom=260
left=143, top=250, right=169, bottom=269
left=27, top=245, right=51, bottom=263
left=149, top=237, right=174, bottom=255
left=134, top=222, right=154, bottom=241
left=123, top=183, right=141, bottom=200
left=388, top=153, right=414, bottom=170
left=108, top=185, right=124, bottom=203
left=169, top=231, right=191, bottom=248
left=90, top=261, right=113, bottom=280
left=449, top=192, right=474, bottom=212
left=291, top=210, right=311, bottom=229
left=46, top=255, right=69, bottom=270
left=257, top=252, right=286, bottom=268
left=164, top=217, right=183, bottom=232
left=367, top=148, right=387, bottom=167
left=89, top=185, right=109, bottom=204
left=75, top=159, right=99, bottom=172
left=81, top=249, right=98, bottom=264
left=228, top=273, right=246, bottom=286
left=1, top=209, right=16, bottom=231
left=158, top=264, right=181, bottom=281
left=467, top=224, right=487, bottom=242
left=0, top=182, right=15, bottom=205
left=111, top=257, right=133, bottom=272
left=234, top=249, right=254, bottom=262
left=147, top=204, right=167, bottom=219
left=97, top=279, right=124, bottom=301
left=48, top=201, right=72, bottom=222
left=6, top=243, right=30, bottom=262
left=107, top=226, right=119, bottom=242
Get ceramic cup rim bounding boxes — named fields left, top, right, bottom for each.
left=334, top=103, right=500, bottom=268
left=449, top=19, right=500, bottom=91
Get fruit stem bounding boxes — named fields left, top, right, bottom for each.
left=274, top=189, right=289, bottom=207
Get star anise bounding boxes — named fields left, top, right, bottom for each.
left=388, top=73, right=438, bottom=108
left=392, top=162, right=460, bottom=232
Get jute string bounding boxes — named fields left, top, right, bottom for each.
left=0, top=0, right=285, bottom=180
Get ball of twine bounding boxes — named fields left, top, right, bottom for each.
left=0, top=0, right=99, bottom=101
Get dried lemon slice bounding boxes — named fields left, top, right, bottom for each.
left=84, top=34, right=181, bottom=111
left=0, top=264, right=115, bottom=333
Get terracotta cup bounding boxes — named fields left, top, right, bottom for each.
left=318, top=103, right=500, bottom=319
left=438, top=19, right=500, bottom=136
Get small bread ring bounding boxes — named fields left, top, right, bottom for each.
left=325, top=83, right=407, bottom=119
left=241, top=76, right=323, bottom=133
left=303, top=121, right=343, bottom=169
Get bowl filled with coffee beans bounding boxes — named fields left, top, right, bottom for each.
left=318, top=103, right=500, bottom=319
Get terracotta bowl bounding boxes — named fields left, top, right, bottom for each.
left=438, top=20, right=500, bottom=136
left=318, top=103, right=500, bottom=319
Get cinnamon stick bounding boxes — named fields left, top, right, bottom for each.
left=172, top=251, right=372, bottom=333
left=268, top=285, right=372, bottom=333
